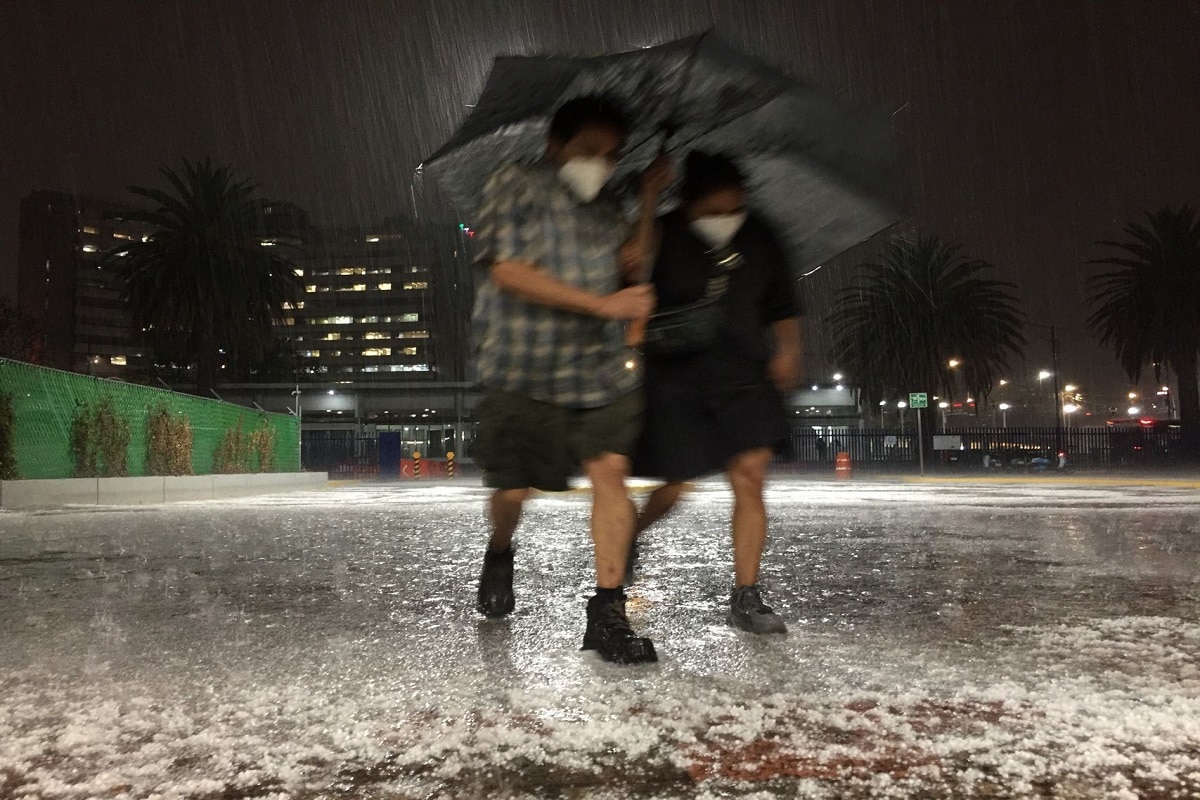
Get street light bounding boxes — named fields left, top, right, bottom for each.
left=1063, top=403, right=1078, bottom=430
left=938, top=400, right=949, bottom=431
left=948, top=358, right=961, bottom=369
left=1064, top=384, right=1077, bottom=394
left=832, top=372, right=844, bottom=382
left=999, top=402, right=1011, bottom=428
left=1128, top=406, right=1141, bottom=416
left=1038, top=370, right=1052, bottom=381
left=897, top=400, right=907, bottom=430
left=999, top=379, right=1009, bottom=386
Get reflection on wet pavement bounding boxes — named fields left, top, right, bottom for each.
left=1, top=478, right=1198, bottom=798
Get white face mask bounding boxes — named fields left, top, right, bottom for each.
left=557, top=156, right=616, bottom=202
left=690, top=213, right=748, bottom=249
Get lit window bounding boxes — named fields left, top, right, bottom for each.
left=141, top=235, right=151, bottom=243
left=318, top=316, right=354, bottom=325
left=337, top=283, right=367, bottom=292
left=112, top=232, right=133, bottom=241
left=358, top=315, right=380, bottom=323
left=377, top=283, right=392, bottom=291
left=82, top=226, right=98, bottom=235
left=293, top=268, right=304, bottom=277
left=364, top=332, right=389, bottom=340
left=361, top=366, right=380, bottom=373
left=362, top=347, right=391, bottom=357
left=337, top=267, right=366, bottom=276
left=366, top=236, right=380, bottom=243
left=396, top=330, right=429, bottom=339
left=387, top=364, right=430, bottom=372
left=110, top=355, right=127, bottom=365
left=305, top=285, right=318, bottom=293
left=368, top=267, right=392, bottom=275
left=283, top=317, right=295, bottom=325
left=81, top=244, right=98, bottom=253
left=403, top=281, right=429, bottom=290
left=326, top=350, right=342, bottom=357
left=402, top=347, right=418, bottom=356
left=399, top=313, right=419, bottom=322
left=322, top=332, right=341, bottom=341
left=301, top=350, right=321, bottom=357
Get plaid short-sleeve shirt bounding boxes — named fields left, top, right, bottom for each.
left=471, top=162, right=640, bottom=409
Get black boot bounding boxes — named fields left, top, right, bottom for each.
left=476, top=546, right=514, bottom=618
left=582, top=590, right=657, bottom=664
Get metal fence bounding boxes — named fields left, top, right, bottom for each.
left=0, top=358, right=300, bottom=479
left=304, top=424, right=1186, bottom=477
left=782, top=426, right=1185, bottom=471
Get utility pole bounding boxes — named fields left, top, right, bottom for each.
left=1050, top=325, right=1064, bottom=456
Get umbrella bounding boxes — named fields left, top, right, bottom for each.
left=423, top=33, right=901, bottom=276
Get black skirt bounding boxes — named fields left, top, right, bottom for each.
left=632, top=342, right=791, bottom=481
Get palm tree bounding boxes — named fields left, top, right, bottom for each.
left=1087, top=204, right=1200, bottom=458
left=828, top=235, right=1025, bottom=439
left=108, top=159, right=300, bottom=393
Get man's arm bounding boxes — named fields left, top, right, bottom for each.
left=491, top=260, right=655, bottom=321
left=767, top=316, right=803, bottom=393
left=618, top=154, right=672, bottom=284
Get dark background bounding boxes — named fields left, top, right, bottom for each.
left=3, top=0, right=1198, bottom=398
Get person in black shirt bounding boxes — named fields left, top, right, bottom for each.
left=631, top=151, right=803, bottom=634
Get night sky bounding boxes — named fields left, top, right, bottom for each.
left=2, top=0, right=1198, bottom=401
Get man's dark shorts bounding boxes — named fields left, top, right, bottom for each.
left=475, top=389, right=643, bottom=492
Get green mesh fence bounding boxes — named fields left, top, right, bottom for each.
left=0, top=358, right=300, bottom=480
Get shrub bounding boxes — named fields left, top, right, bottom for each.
left=146, top=404, right=193, bottom=476
left=70, top=395, right=130, bottom=477
left=0, top=393, right=17, bottom=480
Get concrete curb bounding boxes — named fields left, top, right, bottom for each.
left=898, top=475, right=1200, bottom=489
left=0, top=472, right=329, bottom=510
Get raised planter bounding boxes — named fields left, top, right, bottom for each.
left=0, top=472, right=328, bottom=510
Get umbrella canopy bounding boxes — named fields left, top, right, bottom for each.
left=424, top=33, right=901, bottom=275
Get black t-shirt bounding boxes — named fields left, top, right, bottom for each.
left=651, top=211, right=802, bottom=363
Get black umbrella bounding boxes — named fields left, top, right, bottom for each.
left=424, top=33, right=901, bottom=276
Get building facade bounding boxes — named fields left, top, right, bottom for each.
left=17, top=191, right=154, bottom=376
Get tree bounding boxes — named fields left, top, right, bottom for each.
left=0, top=297, right=43, bottom=363
left=1087, top=204, right=1200, bottom=458
left=108, top=159, right=301, bottom=393
left=828, top=235, right=1025, bottom=441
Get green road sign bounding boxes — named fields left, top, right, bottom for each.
left=909, top=392, right=928, bottom=409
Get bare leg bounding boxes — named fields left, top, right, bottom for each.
left=635, top=482, right=687, bottom=534
left=581, top=452, right=634, bottom=589
left=726, top=448, right=772, bottom=587
left=488, top=488, right=529, bottom=552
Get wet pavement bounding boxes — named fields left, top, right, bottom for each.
left=1, top=477, right=1198, bottom=799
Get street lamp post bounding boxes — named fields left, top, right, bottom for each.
left=999, top=402, right=1011, bottom=429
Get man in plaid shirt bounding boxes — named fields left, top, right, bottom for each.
left=472, top=95, right=669, bottom=664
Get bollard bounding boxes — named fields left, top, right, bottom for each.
left=446, top=451, right=455, bottom=479
left=413, top=451, right=421, bottom=480
left=835, top=451, right=852, bottom=480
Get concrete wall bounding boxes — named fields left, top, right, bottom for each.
left=0, top=472, right=328, bottom=510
